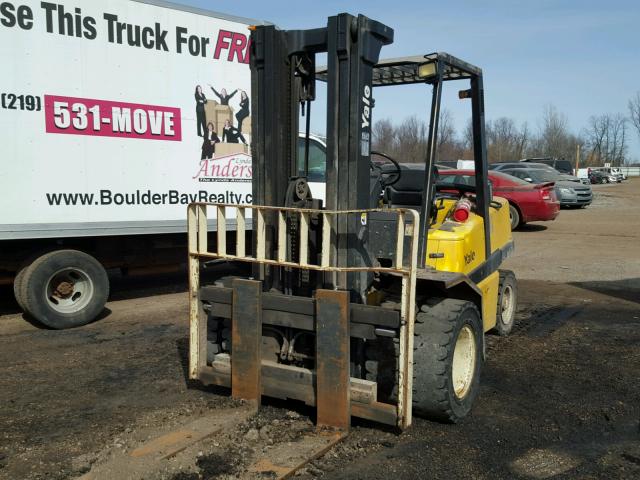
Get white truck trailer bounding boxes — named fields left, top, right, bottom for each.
left=0, top=0, right=265, bottom=328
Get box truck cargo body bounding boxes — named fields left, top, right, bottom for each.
left=0, top=0, right=265, bottom=328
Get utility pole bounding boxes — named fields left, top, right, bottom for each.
left=575, top=144, right=581, bottom=174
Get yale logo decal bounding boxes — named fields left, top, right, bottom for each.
left=464, top=250, right=476, bottom=265
left=361, top=85, right=371, bottom=128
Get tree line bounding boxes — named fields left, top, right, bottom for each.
left=373, top=93, right=640, bottom=167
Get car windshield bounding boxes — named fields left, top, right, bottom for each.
left=491, top=171, right=531, bottom=185
left=555, top=160, right=573, bottom=172
left=505, top=168, right=558, bottom=183
left=490, top=162, right=557, bottom=172
left=438, top=170, right=531, bottom=187
left=297, top=137, right=327, bottom=182
left=437, top=173, right=476, bottom=187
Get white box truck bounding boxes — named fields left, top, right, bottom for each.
left=0, top=0, right=266, bottom=328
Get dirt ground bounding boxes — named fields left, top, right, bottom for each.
left=1, top=180, right=639, bottom=480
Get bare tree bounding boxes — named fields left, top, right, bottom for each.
left=486, top=117, right=529, bottom=162
left=372, top=118, right=395, bottom=155
left=537, top=104, right=570, bottom=158
left=373, top=116, right=427, bottom=163
left=436, top=109, right=465, bottom=161
left=394, top=116, right=427, bottom=163
left=629, top=92, right=640, bottom=140
left=461, top=118, right=474, bottom=156
left=516, top=122, right=530, bottom=159
left=583, top=113, right=628, bottom=166
left=524, top=104, right=586, bottom=167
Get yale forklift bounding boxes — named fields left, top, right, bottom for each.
left=187, top=13, right=517, bottom=430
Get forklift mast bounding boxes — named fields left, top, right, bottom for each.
left=250, top=14, right=393, bottom=299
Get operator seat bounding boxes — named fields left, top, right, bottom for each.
left=384, top=163, right=441, bottom=208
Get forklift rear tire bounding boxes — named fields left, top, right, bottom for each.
left=366, top=298, right=483, bottom=423
left=21, top=250, right=109, bottom=329
left=492, top=270, right=517, bottom=336
left=508, top=204, right=521, bottom=230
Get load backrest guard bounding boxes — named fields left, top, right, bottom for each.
left=187, top=203, right=419, bottom=429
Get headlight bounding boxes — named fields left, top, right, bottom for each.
left=559, top=188, right=574, bottom=195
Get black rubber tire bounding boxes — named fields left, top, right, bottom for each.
left=21, top=250, right=109, bottom=329
left=508, top=204, right=521, bottom=230
left=365, top=336, right=400, bottom=402
left=366, top=298, right=483, bottom=423
left=413, top=299, right=483, bottom=422
left=13, top=266, right=28, bottom=311
left=14, top=250, right=56, bottom=311
left=491, top=270, right=517, bottom=336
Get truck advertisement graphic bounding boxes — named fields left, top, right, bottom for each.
left=0, top=0, right=258, bottom=238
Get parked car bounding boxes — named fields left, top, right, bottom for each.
left=437, top=169, right=560, bottom=230
left=589, top=170, right=619, bottom=184
left=588, top=170, right=608, bottom=184
left=578, top=167, right=621, bottom=183
left=611, top=167, right=627, bottom=181
left=501, top=167, right=593, bottom=208
left=490, top=162, right=590, bottom=185
left=520, top=157, right=574, bottom=175
left=595, top=167, right=623, bottom=182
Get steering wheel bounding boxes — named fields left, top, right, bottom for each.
left=370, top=151, right=402, bottom=187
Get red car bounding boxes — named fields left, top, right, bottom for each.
left=438, top=169, right=560, bottom=230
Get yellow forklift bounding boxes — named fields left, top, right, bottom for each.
left=187, top=13, right=517, bottom=430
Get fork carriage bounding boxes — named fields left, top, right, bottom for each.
left=188, top=203, right=419, bottom=429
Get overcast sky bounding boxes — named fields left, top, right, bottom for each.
left=173, top=0, right=640, bottom=161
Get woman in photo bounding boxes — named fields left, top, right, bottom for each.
left=222, top=119, right=247, bottom=144
left=235, top=90, right=250, bottom=132
left=209, top=85, right=237, bottom=105
left=194, top=85, right=207, bottom=137
left=201, top=122, right=220, bottom=159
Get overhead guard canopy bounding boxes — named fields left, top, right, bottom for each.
left=317, top=52, right=483, bottom=87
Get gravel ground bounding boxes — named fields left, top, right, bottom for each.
left=0, top=180, right=638, bottom=480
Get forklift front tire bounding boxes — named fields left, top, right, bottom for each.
left=413, top=298, right=483, bottom=423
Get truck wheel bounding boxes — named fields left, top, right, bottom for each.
left=21, top=250, right=109, bottom=329
left=491, top=270, right=517, bottom=336
left=508, top=204, right=521, bottom=230
left=13, top=266, right=29, bottom=311
left=366, top=298, right=483, bottom=423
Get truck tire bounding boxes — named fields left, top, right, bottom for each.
left=366, top=298, right=483, bottom=423
left=491, top=270, right=517, bottom=336
left=13, top=266, right=28, bottom=311
left=14, top=251, right=56, bottom=311
left=21, top=250, right=109, bottom=329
